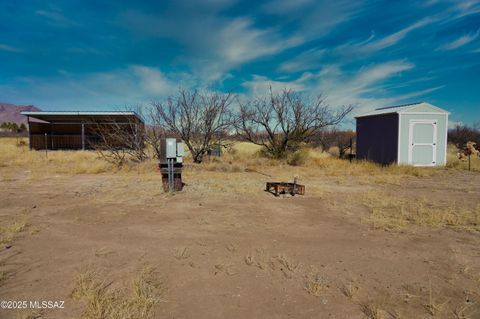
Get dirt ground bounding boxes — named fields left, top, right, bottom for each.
left=0, top=166, right=479, bottom=319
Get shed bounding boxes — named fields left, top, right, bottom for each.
left=355, top=102, right=450, bottom=166
left=20, top=111, right=144, bottom=150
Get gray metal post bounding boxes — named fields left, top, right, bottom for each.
left=81, top=122, right=85, bottom=150
left=168, top=158, right=174, bottom=192
left=50, top=123, right=54, bottom=150
left=44, top=133, right=48, bottom=159
left=27, top=116, right=31, bottom=150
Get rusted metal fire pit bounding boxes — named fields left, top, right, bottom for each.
left=266, top=180, right=305, bottom=197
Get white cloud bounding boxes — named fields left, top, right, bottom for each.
left=261, top=0, right=315, bottom=15
left=243, top=60, right=442, bottom=117
left=0, top=44, right=22, bottom=52
left=242, top=73, right=313, bottom=96
left=131, top=66, right=175, bottom=95
left=438, top=30, right=480, bottom=50
left=35, top=7, right=77, bottom=28
left=278, top=48, right=325, bottom=73
left=0, top=66, right=182, bottom=110
left=296, top=1, right=364, bottom=40
left=334, top=18, right=435, bottom=57
left=120, top=11, right=302, bottom=82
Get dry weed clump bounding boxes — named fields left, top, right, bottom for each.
left=0, top=268, right=8, bottom=287
left=0, top=216, right=29, bottom=245
left=71, top=266, right=165, bottom=319
left=339, top=279, right=360, bottom=301
left=304, top=273, right=329, bottom=297
left=286, top=148, right=310, bottom=166
left=14, top=310, right=44, bottom=319
left=360, top=300, right=387, bottom=319
left=363, top=192, right=480, bottom=232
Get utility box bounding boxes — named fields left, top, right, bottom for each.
left=159, top=138, right=184, bottom=192
left=176, top=142, right=185, bottom=163
left=166, top=138, right=177, bottom=158
left=160, top=138, right=185, bottom=164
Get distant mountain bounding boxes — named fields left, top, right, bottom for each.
left=0, top=103, right=41, bottom=124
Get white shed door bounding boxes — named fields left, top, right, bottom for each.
left=408, top=120, right=438, bottom=166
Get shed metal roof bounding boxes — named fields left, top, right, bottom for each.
left=355, top=102, right=450, bottom=118
left=20, top=111, right=143, bottom=123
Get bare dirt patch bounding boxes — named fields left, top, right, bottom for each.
left=0, top=165, right=479, bottom=318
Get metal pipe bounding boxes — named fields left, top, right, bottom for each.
left=44, top=133, right=48, bottom=159
left=27, top=116, right=31, bottom=150
left=81, top=122, right=85, bottom=150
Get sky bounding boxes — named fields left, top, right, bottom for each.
left=0, top=0, right=479, bottom=126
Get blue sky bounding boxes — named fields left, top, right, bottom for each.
left=0, top=0, right=479, bottom=126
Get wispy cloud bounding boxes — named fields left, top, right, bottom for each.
left=0, top=44, right=22, bottom=52
left=0, top=66, right=185, bottom=109
left=278, top=48, right=325, bottom=73
left=120, top=9, right=302, bottom=82
left=243, top=60, right=442, bottom=118
left=438, top=29, right=480, bottom=50
left=242, top=72, right=313, bottom=96
left=261, top=0, right=315, bottom=15
left=35, top=6, right=77, bottom=27
left=130, top=65, right=175, bottom=95
left=334, top=17, right=435, bottom=57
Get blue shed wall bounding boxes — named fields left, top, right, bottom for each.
left=356, top=113, right=399, bottom=165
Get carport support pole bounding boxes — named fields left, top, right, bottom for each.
left=81, top=122, right=85, bottom=150
left=27, top=116, right=31, bottom=150
left=44, top=133, right=48, bottom=159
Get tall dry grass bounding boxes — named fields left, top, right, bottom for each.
left=1, top=138, right=476, bottom=178
left=363, top=191, right=480, bottom=232
left=446, top=144, right=480, bottom=172
left=71, top=266, right=165, bottom=319
left=0, top=138, right=112, bottom=174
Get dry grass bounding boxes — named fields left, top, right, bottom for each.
left=0, top=138, right=112, bottom=174
left=0, top=216, right=29, bottom=245
left=363, top=192, right=480, bottom=232
left=71, top=265, right=165, bottom=319
left=446, top=144, right=480, bottom=172
left=424, top=280, right=448, bottom=316
left=173, top=247, right=190, bottom=260
left=0, top=137, right=449, bottom=178
left=339, top=279, right=360, bottom=301
left=15, top=310, right=44, bottom=319
left=304, top=273, right=329, bottom=297
left=0, top=269, right=8, bottom=286
left=276, top=253, right=300, bottom=273
left=360, top=300, right=387, bottom=319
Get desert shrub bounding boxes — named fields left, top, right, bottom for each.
left=311, top=129, right=356, bottom=157
left=327, top=146, right=340, bottom=158
left=286, top=148, right=310, bottom=166
left=449, top=123, right=480, bottom=148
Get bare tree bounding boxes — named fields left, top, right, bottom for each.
left=151, top=89, right=234, bottom=163
left=236, top=88, right=353, bottom=158
left=92, top=108, right=147, bottom=166
left=312, top=128, right=356, bottom=157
